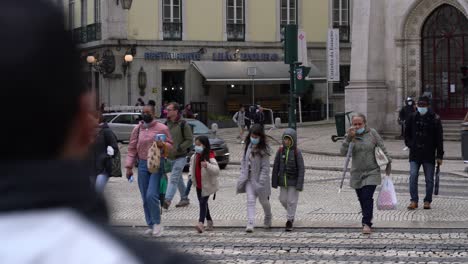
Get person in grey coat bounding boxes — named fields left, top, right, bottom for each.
left=340, top=113, right=392, bottom=234
left=272, top=128, right=305, bottom=231
left=236, top=124, right=272, bottom=233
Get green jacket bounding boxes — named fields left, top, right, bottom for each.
left=340, top=128, right=391, bottom=189
left=166, top=118, right=193, bottom=160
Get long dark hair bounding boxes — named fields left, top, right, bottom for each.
left=195, top=135, right=211, bottom=161
left=244, top=124, right=269, bottom=156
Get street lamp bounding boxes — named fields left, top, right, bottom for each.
left=138, top=67, right=147, bottom=96
left=122, top=53, right=133, bottom=105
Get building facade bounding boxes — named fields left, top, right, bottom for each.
left=347, top=0, right=468, bottom=133
left=62, top=0, right=353, bottom=121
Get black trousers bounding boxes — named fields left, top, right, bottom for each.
left=355, top=185, right=377, bottom=227
left=196, top=188, right=212, bottom=223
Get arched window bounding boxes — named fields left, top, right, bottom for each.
left=422, top=4, right=468, bottom=119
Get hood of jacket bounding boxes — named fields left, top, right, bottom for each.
left=282, top=128, right=297, bottom=149
left=0, top=160, right=108, bottom=223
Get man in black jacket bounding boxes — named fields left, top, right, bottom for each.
left=0, top=1, right=196, bottom=263
left=404, top=96, right=444, bottom=210
left=398, top=97, right=416, bottom=138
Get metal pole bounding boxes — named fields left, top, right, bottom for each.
left=127, top=70, right=131, bottom=105
left=252, top=75, right=255, bottom=106
left=326, top=81, right=330, bottom=120
left=298, top=96, right=302, bottom=123
left=288, top=64, right=296, bottom=130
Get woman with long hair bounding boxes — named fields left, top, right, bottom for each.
left=236, top=124, right=272, bottom=232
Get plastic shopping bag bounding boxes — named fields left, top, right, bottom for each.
left=377, top=176, right=397, bottom=210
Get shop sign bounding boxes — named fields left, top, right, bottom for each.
left=144, top=51, right=201, bottom=61
left=212, top=52, right=279, bottom=61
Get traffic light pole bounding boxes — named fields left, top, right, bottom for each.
left=288, top=63, right=297, bottom=130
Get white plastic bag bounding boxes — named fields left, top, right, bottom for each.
left=377, top=176, right=397, bottom=210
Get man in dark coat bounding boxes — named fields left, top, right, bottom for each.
left=398, top=97, right=416, bottom=138
left=404, top=96, right=444, bottom=210
left=0, top=1, right=197, bottom=263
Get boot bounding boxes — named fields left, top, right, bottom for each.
left=407, top=201, right=418, bottom=210
left=423, top=202, right=431, bottom=210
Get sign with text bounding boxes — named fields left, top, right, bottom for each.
left=327, top=29, right=340, bottom=82
left=144, top=52, right=201, bottom=61
left=212, top=52, right=279, bottom=61
left=297, top=30, right=308, bottom=66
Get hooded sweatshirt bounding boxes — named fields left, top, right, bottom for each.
left=271, top=128, right=305, bottom=190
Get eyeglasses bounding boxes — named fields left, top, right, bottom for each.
left=166, top=108, right=176, bottom=112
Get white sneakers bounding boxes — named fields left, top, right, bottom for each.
left=245, top=220, right=254, bottom=233
left=152, top=224, right=164, bottom=237
left=143, top=228, right=153, bottom=236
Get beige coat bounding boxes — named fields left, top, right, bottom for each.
left=189, top=154, right=220, bottom=197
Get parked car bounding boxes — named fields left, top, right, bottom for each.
left=102, top=113, right=230, bottom=169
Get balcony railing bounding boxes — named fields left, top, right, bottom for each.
left=163, top=22, right=182, bottom=40
left=87, top=23, right=102, bottom=42
left=227, top=23, right=245, bottom=41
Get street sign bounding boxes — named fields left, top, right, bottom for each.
left=296, top=67, right=303, bottom=80
left=297, top=30, right=308, bottom=66
left=327, top=28, right=340, bottom=82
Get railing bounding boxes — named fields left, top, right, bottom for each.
left=86, top=23, right=102, bottom=42
left=227, top=23, right=245, bottom=41
left=163, top=22, right=182, bottom=40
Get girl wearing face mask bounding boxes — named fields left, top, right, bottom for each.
left=189, top=136, right=219, bottom=233
left=236, top=124, right=272, bottom=233
left=341, top=113, right=392, bottom=235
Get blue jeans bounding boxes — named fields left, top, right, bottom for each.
left=138, top=159, right=162, bottom=227
left=165, top=157, right=188, bottom=202
left=95, top=174, right=109, bottom=193
left=409, top=161, right=435, bottom=203
left=184, top=178, right=193, bottom=197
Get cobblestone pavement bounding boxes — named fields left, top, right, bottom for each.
left=116, top=226, right=468, bottom=263
left=107, top=164, right=468, bottom=228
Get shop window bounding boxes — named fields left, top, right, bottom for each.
left=332, top=65, right=350, bottom=94
left=280, top=0, right=297, bottom=40
left=332, top=0, right=350, bottom=42
left=163, top=0, right=182, bottom=40
left=227, top=0, right=245, bottom=41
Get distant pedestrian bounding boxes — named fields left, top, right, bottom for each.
left=236, top=124, right=272, bottom=233
left=148, top=100, right=156, bottom=108
left=272, top=128, right=305, bottom=232
left=183, top=103, right=195, bottom=118
left=136, top=98, right=145, bottom=107
left=233, top=105, right=249, bottom=144
left=254, top=106, right=265, bottom=128
left=100, top=102, right=106, bottom=113
left=404, top=96, right=444, bottom=210
left=89, top=112, right=120, bottom=193
left=160, top=101, right=168, bottom=118
left=398, top=97, right=416, bottom=138
left=340, top=113, right=391, bottom=234
left=125, top=104, right=173, bottom=237
left=189, top=135, right=219, bottom=233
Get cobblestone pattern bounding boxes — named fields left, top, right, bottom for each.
left=117, top=227, right=468, bottom=263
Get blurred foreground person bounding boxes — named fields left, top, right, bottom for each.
left=0, top=1, right=195, bottom=263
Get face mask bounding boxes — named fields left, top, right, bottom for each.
left=194, top=145, right=204, bottom=154
left=250, top=137, right=260, bottom=145
left=142, top=113, right=153, bottom=123
left=408, top=101, right=413, bottom=106
left=356, top=127, right=365, bottom=134
left=417, top=107, right=428, bottom=115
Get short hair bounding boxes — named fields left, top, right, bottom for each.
left=418, top=96, right=430, bottom=104
left=352, top=113, right=367, bottom=124
left=148, top=100, right=156, bottom=107
left=168, top=102, right=180, bottom=112
left=1, top=0, right=86, bottom=159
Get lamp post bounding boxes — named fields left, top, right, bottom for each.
left=123, top=54, right=133, bottom=105
left=247, top=66, right=257, bottom=106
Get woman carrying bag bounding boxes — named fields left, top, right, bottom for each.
left=340, top=113, right=391, bottom=234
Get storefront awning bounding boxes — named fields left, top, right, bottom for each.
left=191, top=61, right=325, bottom=83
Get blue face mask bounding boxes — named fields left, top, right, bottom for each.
left=194, top=146, right=204, bottom=154
left=417, top=107, right=428, bottom=115
left=356, top=127, right=365, bottom=134
left=250, top=137, right=260, bottom=145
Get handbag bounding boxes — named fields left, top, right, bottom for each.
left=370, top=130, right=389, bottom=167
left=163, top=158, right=173, bottom=174
left=147, top=141, right=161, bottom=173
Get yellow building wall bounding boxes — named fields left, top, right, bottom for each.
left=74, top=0, right=81, bottom=28
left=128, top=0, right=159, bottom=40
left=185, top=0, right=223, bottom=41
left=302, top=0, right=328, bottom=42
left=87, top=0, right=95, bottom=25
left=248, top=0, right=277, bottom=42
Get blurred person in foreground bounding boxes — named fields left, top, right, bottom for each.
left=0, top=1, right=195, bottom=263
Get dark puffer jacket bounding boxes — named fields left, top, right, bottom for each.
left=404, top=109, right=444, bottom=163
left=89, top=123, right=119, bottom=179
left=271, top=128, right=305, bottom=190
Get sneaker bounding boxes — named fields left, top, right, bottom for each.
left=285, top=220, right=293, bottom=232
left=143, top=228, right=153, bottom=236
left=423, top=202, right=431, bottom=210
left=362, top=224, right=372, bottom=234
left=195, top=222, right=204, bottom=233
left=245, top=221, right=254, bottom=233
left=162, top=200, right=171, bottom=210
left=263, top=215, right=272, bottom=229
left=206, top=220, right=214, bottom=231
left=407, top=201, right=418, bottom=210
left=152, top=224, right=164, bottom=237
left=175, top=199, right=190, bottom=208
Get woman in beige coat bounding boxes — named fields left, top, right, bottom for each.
left=189, top=135, right=220, bottom=233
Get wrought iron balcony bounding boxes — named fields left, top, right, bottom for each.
left=86, top=23, right=102, bottom=42
left=227, top=23, right=245, bottom=41
left=163, top=22, right=182, bottom=40
left=72, top=27, right=82, bottom=43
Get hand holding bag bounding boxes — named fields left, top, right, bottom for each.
left=377, top=176, right=398, bottom=210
